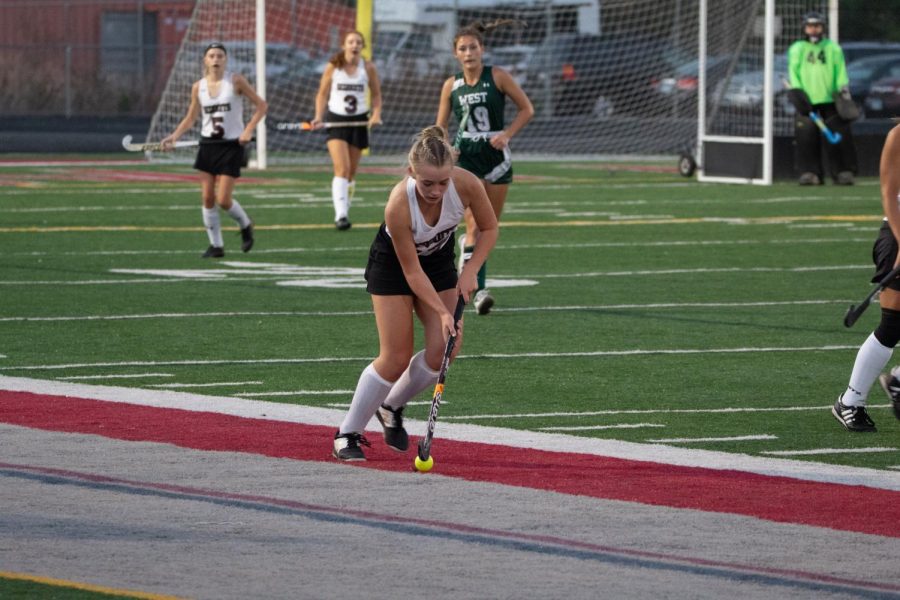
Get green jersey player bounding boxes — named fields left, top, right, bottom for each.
left=436, top=19, right=534, bottom=315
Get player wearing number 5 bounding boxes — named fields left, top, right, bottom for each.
left=311, top=30, right=383, bottom=231
left=436, top=20, right=533, bottom=315
left=161, top=42, right=267, bottom=258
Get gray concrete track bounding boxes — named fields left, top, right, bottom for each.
left=2, top=424, right=898, bottom=599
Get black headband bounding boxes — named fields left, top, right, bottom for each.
left=204, top=42, right=227, bottom=55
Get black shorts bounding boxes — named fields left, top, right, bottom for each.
left=365, top=224, right=458, bottom=295
left=872, top=220, right=900, bottom=290
left=326, top=111, right=369, bottom=149
left=193, top=139, right=243, bottom=178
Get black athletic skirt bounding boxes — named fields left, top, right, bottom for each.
left=325, top=111, right=369, bottom=149
left=872, top=220, right=900, bottom=291
left=365, top=224, right=458, bottom=296
left=194, top=138, right=243, bottom=178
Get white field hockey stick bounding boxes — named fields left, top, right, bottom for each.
left=416, top=296, right=466, bottom=470
left=452, top=105, right=471, bottom=150
left=121, top=135, right=198, bottom=152
left=274, top=121, right=370, bottom=131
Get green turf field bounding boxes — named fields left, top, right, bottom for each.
left=1, top=157, right=898, bottom=470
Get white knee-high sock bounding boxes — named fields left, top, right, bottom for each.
left=844, top=333, right=893, bottom=406
left=202, top=207, right=223, bottom=247
left=332, top=176, right=349, bottom=221
left=340, top=363, right=394, bottom=433
left=348, top=179, right=356, bottom=201
left=226, top=199, right=251, bottom=228
left=383, top=350, right=440, bottom=410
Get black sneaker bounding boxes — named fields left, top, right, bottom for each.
left=375, top=404, right=409, bottom=452
left=878, top=373, right=900, bottom=421
left=240, top=222, right=254, bottom=253
left=332, top=431, right=370, bottom=461
left=832, top=396, right=877, bottom=432
left=202, top=245, right=224, bottom=258
left=335, top=217, right=352, bottom=231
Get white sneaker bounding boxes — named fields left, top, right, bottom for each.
left=456, top=233, right=470, bottom=275
left=474, top=289, right=494, bottom=315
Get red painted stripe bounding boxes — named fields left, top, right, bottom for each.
left=3, top=390, right=899, bottom=537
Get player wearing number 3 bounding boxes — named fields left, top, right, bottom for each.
left=436, top=19, right=533, bottom=315
left=161, top=42, right=267, bottom=258
left=311, top=30, right=383, bottom=231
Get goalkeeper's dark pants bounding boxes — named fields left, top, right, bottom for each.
left=793, top=102, right=858, bottom=181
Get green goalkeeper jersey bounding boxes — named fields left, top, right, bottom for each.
left=787, top=38, right=849, bottom=105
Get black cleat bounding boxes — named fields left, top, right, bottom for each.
left=832, top=396, right=877, bottom=432
left=375, top=404, right=409, bottom=452
left=335, top=217, right=352, bottom=231
left=240, top=222, right=254, bottom=252
left=202, top=245, right=225, bottom=258
left=878, top=373, right=900, bottom=421
left=332, top=431, right=370, bottom=461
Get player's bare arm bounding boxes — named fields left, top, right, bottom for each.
left=435, top=77, right=455, bottom=135
left=366, top=61, right=383, bottom=126
left=453, top=167, right=498, bottom=299
left=312, top=64, right=334, bottom=129
left=162, top=81, right=202, bottom=150
left=490, top=67, right=534, bottom=150
left=233, top=73, right=268, bottom=144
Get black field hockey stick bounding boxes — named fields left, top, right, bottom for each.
left=844, top=264, right=900, bottom=327
left=416, top=296, right=466, bottom=467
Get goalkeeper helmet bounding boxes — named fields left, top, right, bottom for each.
left=802, top=11, right=826, bottom=41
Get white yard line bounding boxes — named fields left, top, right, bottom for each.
left=646, top=435, right=778, bottom=443
left=441, top=404, right=893, bottom=420
left=238, top=390, right=354, bottom=397
left=57, top=373, right=173, bottom=380
left=148, top=381, right=263, bottom=389
left=0, top=301, right=849, bottom=322
left=762, top=448, right=897, bottom=456
left=2, top=375, right=898, bottom=491
left=0, top=345, right=863, bottom=372
left=539, top=423, right=666, bottom=432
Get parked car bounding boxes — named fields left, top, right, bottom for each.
left=863, top=73, right=900, bottom=118
left=716, top=55, right=794, bottom=115
left=840, top=41, right=900, bottom=64
left=524, top=33, right=679, bottom=117
left=845, top=53, right=900, bottom=117
left=649, top=53, right=756, bottom=116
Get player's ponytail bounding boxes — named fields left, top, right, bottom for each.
left=453, top=19, right=526, bottom=48
left=408, top=126, right=454, bottom=170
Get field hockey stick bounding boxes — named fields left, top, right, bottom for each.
left=121, top=135, right=198, bottom=152
left=783, top=84, right=842, bottom=145
left=844, top=264, right=900, bottom=327
left=452, top=105, right=471, bottom=150
left=273, top=121, right=369, bottom=131
left=416, top=296, right=466, bottom=467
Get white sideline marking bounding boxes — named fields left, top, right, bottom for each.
left=889, top=466, right=900, bottom=471
left=2, top=375, right=898, bottom=491
left=0, top=300, right=849, bottom=322
left=148, top=381, right=263, bottom=389
left=57, top=373, right=174, bottom=380
left=0, top=345, right=863, bottom=372
left=762, top=448, right=897, bottom=456
left=323, top=399, right=436, bottom=408
left=441, top=404, right=893, bottom=420
left=238, top=390, right=354, bottom=397
left=647, top=435, right=778, bottom=443
left=539, top=423, right=665, bottom=432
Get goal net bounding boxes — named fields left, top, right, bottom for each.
left=145, top=0, right=828, bottom=166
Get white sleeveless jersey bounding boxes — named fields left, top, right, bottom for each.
left=386, top=176, right=465, bottom=256
left=327, top=61, right=370, bottom=115
left=198, top=73, right=244, bottom=139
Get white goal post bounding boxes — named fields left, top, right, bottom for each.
left=696, top=0, right=839, bottom=185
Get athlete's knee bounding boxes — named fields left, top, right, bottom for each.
left=874, top=307, right=900, bottom=348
